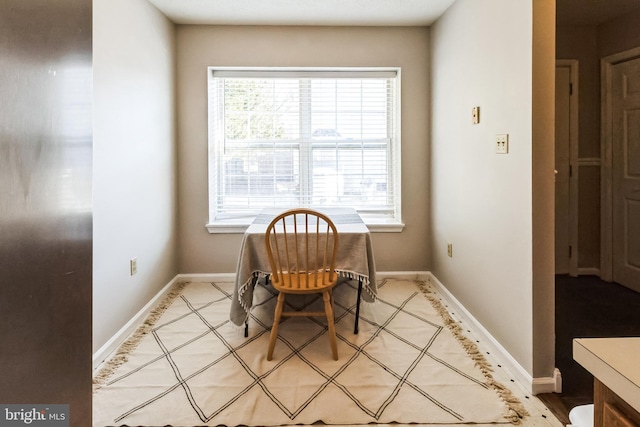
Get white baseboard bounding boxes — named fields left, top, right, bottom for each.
left=578, top=268, right=600, bottom=276
left=533, top=368, right=562, bottom=394
left=426, top=272, right=561, bottom=395
left=182, top=271, right=431, bottom=284
left=176, top=272, right=237, bottom=282
left=377, top=271, right=430, bottom=282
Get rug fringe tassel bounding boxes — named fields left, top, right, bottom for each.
left=92, top=280, right=189, bottom=392
left=417, top=281, right=530, bottom=424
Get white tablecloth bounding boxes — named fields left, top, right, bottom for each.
left=230, top=207, right=377, bottom=326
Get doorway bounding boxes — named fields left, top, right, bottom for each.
left=601, top=47, right=640, bottom=293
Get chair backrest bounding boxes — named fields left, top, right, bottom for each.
left=265, top=208, right=339, bottom=289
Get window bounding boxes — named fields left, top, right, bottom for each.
left=207, top=68, right=402, bottom=232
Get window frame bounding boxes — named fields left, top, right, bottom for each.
left=206, top=67, right=404, bottom=233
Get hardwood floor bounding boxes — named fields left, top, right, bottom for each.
left=537, top=275, right=640, bottom=424
left=538, top=390, right=592, bottom=425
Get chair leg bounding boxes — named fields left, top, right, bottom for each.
left=267, top=292, right=285, bottom=361
left=323, top=290, right=338, bottom=360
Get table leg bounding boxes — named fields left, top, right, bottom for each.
left=354, top=279, right=363, bottom=334
left=244, top=274, right=262, bottom=338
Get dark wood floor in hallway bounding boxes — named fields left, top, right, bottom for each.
left=538, top=275, right=640, bottom=424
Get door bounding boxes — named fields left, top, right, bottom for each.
left=611, top=55, right=640, bottom=291
left=555, top=61, right=578, bottom=276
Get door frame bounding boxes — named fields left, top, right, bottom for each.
left=600, top=46, right=640, bottom=281
left=556, top=59, right=579, bottom=276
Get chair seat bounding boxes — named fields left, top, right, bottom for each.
left=271, top=271, right=337, bottom=293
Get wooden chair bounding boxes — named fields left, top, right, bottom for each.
left=265, top=208, right=339, bottom=361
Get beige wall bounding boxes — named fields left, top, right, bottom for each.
left=431, top=0, right=555, bottom=379
left=93, top=0, right=178, bottom=352
left=175, top=25, right=431, bottom=273
left=556, top=26, right=600, bottom=158
left=598, top=8, right=640, bottom=58
left=531, top=0, right=556, bottom=379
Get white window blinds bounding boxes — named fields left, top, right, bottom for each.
left=208, top=68, right=401, bottom=224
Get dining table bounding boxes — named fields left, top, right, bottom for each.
left=229, top=207, right=377, bottom=336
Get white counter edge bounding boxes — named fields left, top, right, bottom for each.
left=573, top=338, right=640, bottom=413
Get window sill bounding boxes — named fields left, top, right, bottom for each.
left=205, top=219, right=405, bottom=234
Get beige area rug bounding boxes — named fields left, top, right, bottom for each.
left=93, top=278, right=528, bottom=426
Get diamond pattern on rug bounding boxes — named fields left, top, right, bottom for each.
left=93, top=279, right=525, bottom=426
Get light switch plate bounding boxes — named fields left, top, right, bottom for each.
left=496, top=134, right=509, bottom=154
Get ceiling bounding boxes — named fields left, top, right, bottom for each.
left=146, top=0, right=456, bottom=26
left=148, top=0, right=640, bottom=27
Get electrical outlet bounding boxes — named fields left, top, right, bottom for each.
left=496, top=134, right=509, bottom=154
left=447, top=243, right=453, bottom=257
left=130, top=258, right=137, bottom=276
